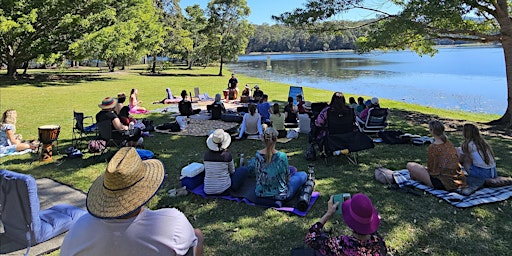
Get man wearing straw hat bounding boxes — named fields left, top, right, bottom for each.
left=61, top=147, right=204, bottom=256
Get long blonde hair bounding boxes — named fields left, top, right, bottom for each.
left=429, top=120, right=447, bottom=143
left=263, top=127, right=278, bottom=163
left=1, top=109, right=17, bottom=125
left=462, top=123, right=495, bottom=165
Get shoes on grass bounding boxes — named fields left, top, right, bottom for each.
left=168, top=186, right=188, bottom=197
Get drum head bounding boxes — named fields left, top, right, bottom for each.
left=39, top=125, right=60, bottom=129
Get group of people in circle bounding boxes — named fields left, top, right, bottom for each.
left=5, top=85, right=500, bottom=256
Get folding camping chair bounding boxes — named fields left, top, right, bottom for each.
left=317, top=108, right=374, bottom=165
left=0, top=170, right=86, bottom=255
left=72, top=111, right=96, bottom=149
left=356, top=108, right=389, bottom=134
left=94, top=120, right=126, bottom=159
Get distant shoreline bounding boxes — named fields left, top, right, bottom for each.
left=244, top=43, right=500, bottom=56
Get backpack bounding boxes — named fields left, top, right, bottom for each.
left=88, top=140, right=105, bottom=153
left=378, top=130, right=409, bottom=144
left=141, top=118, right=155, bottom=132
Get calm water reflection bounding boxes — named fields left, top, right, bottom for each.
left=228, top=47, right=506, bottom=115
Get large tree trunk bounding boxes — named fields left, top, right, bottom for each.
left=22, top=61, right=29, bottom=75
left=151, top=54, right=157, bottom=73
left=218, top=55, right=223, bottom=76
left=6, top=62, right=18, bottom=77
left=489, top=1, right=512, bottom=126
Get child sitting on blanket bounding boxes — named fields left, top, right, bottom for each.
left=457, top=123, right=497, bottom=179
left=203, top=129, right=248, bottom=195
left=0, top=109, right=38, bottom=154
left=406, top=120, right=467, bottom=191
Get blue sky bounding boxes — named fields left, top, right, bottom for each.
left=179, top=0, right=400, bottom=25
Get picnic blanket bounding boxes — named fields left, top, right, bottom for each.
left=190, top=176, right=319, bottom=216
left=0, top=148, right=33, bottom=158
left=393, top=170, right=512, bottom=208
left=155, top=119, right=238, bottom=137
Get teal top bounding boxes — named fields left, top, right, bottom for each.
left=249, top=151, right=289, bottom=198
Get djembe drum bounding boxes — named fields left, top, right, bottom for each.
left=38, top=125, right=60, bottom=161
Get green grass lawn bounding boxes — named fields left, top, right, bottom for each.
left=0, top=67, right=510, bottom=256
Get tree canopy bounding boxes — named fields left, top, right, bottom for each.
left=206, top=0, right=254, bottom=76
left=69, top=0, right=166, bottom=71
left=275, top=0, right=512, bottom=125
left=0, top=0, right=120, bottom=76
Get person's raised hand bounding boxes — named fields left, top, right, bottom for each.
left=327, top=195, right=339, bottom=216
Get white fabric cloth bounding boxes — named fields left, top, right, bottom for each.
left=61, top=208, right=197, bottom=256
left=298, top=114, right=311, bottom=134
left=467, top=141, right=496, bottom=169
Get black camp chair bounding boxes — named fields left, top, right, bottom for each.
left=317, top=108, right=374, bottom=165
left=72, top=111, right=96, bottom=149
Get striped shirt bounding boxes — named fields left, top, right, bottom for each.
left=203, top=150, right=235, bottom=195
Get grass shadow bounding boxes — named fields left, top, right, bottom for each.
left=0, top=73, right=116, bottom=88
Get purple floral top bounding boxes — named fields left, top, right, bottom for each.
left=305, top=222, right=387, bottom=256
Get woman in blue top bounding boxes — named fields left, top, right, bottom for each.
left=249, top=127, right=307, bottom=200
left=0, top=109, right=37, bottom=154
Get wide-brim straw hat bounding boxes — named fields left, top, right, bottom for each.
left=98, top=97, right=117, bottom=109
left=86, top=147, right=165, bottom=218
left=206, top=129, right=231, bottom=151
left=342, top=193, right=380, bottom=235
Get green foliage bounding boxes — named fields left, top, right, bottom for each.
left=0, top=0, right=119, bottom=75
left=246, top=21, right=370, bottom=53
left=206, top=0, right=254, bottom=74
left=181, top=4, right=209, bottom=68
left=69, top=0, right=166, bottom=71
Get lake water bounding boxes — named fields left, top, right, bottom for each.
left=227, top=46, right=506, bottom=115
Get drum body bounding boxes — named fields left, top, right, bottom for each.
left=38, top=125, right=60, bottom=144
left=38, top=125, right=60, bottom=161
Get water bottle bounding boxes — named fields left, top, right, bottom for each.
left=128, top=122, right=134, bottom=136
left=239, top=153, right=245, bottom=167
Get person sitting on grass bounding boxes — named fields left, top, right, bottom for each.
left=236, top=104, right=263, bottom=140
left=296, top=94, right=308, bottom=114
left=248, top=127, right=307, bottom=202
left=203, top=129, right=248, bottom=195
left=269, top=103, right=286, bottom=138
left=305, top=193, right=387, bottom=255
left=252, top=85, right=264, bottom=102
left=359, top=97, right=380, bottom=121
left=0, top=109, right=38, bottom=153
left=115, top=92, right=127, bottom=115
left=406, top=120, right=467, bottom=191
left=355, top=97, right=366, bottom=116
left=348, top=96, right=358, bottom=109
left=61, top=147, right=204, bottom=256
left=129, top=88, right=148, bottom=113
left=284, top=96, right=298, bottom=124
left=457, top=123, right=497, bottom=179
left=178, top=90, right=201, bottom=116
left=257, top=94, right=271, bottom=124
